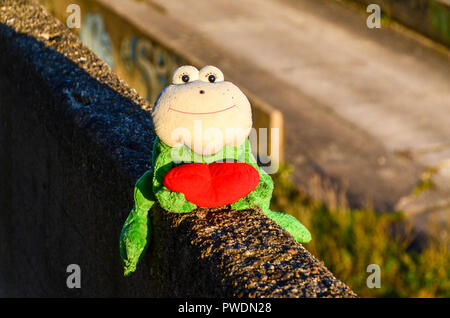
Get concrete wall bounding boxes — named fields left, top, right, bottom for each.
left=0, top=0, right=355, bottom=297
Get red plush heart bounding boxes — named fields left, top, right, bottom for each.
left=163, top=162, right=260, bottom=208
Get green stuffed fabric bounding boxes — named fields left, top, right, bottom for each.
left=119, top=170, right=154, bottom=276
left=120, top=65, right=311, bottom=276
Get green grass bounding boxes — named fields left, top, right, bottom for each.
left=413, top=166, right=438, bottom=197
left=270, top=165, right=450, bottom=297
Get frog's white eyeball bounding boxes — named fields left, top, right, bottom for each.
left=172, top=65, right=199, bottom=84
left=199, top=65, right=224, bottom=83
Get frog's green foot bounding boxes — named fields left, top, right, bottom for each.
left=230, top=198, right=250, bottom=211
left=263, top=209, right=311, bottom=243
left=157, top=190, right=197, bottom=213
left=120, top=208, right=150, bottom=276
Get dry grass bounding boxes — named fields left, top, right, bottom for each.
left=270, top=165, right=450, bottom=297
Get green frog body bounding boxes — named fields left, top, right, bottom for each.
left=120, top=65, right=311, bottom=275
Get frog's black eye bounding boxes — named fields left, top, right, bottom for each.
left=172, top=66, right=199, bottom=84
left=199, top=66, right=224, bottom=83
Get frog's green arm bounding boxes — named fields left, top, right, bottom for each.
left=120, top=169, right=154, bottom=276
left=231, top=139, right=311, bottom=243
left=152, top=138, right=197, bottom=213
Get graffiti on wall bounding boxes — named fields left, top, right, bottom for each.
left=77, top=11, right=186, bottom=104
left=79, top=13, right=115, bottom=68
left=120, top=36, right=184, bottom=103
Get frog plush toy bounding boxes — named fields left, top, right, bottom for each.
left=120, top=65, right=311, bottom=275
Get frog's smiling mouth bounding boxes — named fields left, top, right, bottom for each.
left=168, top=105, right=236, bottom=115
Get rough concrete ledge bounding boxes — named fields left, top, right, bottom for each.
left=0, top=0, right=356, bottom=297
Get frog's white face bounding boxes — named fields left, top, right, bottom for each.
left=152, top=65, right=252, bottom=155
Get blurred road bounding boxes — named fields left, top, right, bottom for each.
left=149, top=0, right=449, bottom=216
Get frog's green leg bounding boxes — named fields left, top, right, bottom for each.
left=232, top=175, right=312, bottom=243
left=231, top=139, right=311, bottom=243
left=263, top=209, right=311, bottom=243
left=120, top=169, right=154, bottom=276
left=152, top=138, right=197, bottom=213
